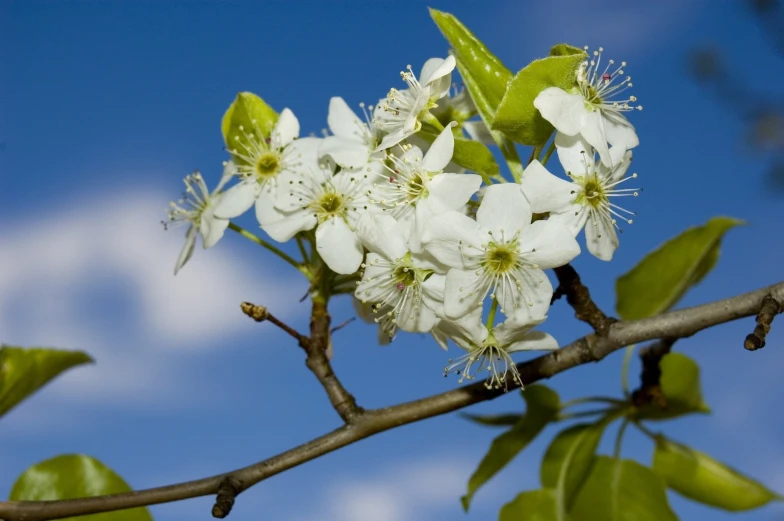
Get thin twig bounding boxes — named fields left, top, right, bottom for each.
left=240, top=302, right=305, bottom=345
left=553, top=264, right=616, bottom=335
left=1, top=281, right=782, bottom=521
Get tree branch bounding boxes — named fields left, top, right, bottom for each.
left=2, top=281, right=782, bottom=521
left=552, top=264, right=616, bottom=335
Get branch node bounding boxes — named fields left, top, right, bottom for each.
left=553, top=264, right=615, bottom=335
left=212, top=476, right=242, bottom=519
left=241, top=302, right=269, bottom=322
left=744, top=295, right=781, bottom=351
left=631, top=339, right=675, bottom=408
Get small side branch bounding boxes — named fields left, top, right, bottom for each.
left=744, top=294, right=781, bottom=351
left=211, top=477, right=242, bottom=519
left=553, top=264, right=616, bottom=335
left=631, top=338, right=675, bottom=408
left=240, top=302, right=306, bottom=346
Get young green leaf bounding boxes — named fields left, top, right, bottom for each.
left=540, top=415, right=615, bottom=515
left=492, top=47, right=586, bottom=146
left=221, top=92, right=279, bottom=166
left=416, top=127, right=500, bottom=182
left=10, top=453, right=154, bottom=521
left=653, top=436, right=783, bottom=511
left=0, top=345, right=93, bottom=419
left=429, top=8, right=512, bottom=109
left=499, top=489, right=561, bottom=521
left=461, top=412, right=524, bottom=427
left=616, top=217, right=744, bottom=320
left=633, top=352, right=710, bottom=421
left=461, top=385, right=560, bottom=511
left=571, top=456, right=678, bottom=521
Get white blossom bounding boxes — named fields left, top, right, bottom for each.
left=421, top=183, right=580, bottom=322
left=166, top=167, right=232, bottom=275
left=319, top=97, right=385, bottom=177
left=521, top=133, right=639, bottom=261
left=373, top=56, right=456, bottom=151
left=534, top=47, right=641, bottom=167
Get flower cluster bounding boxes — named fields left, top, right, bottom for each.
left=166, top=48, right=641, bottom=390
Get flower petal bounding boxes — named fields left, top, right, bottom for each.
left=212, top=181, right=259, bottom=219
left=427, top=173, right=482, bottom=212
left=174, top=226, right=197, bottom=275
left=420, top=211, right=483, bottom=269
left=444, top=268, right=489, bottom=319
left=534, top=88, right=588, bottom=136
left=421, top=124, right=456, bottom=172
left=356, top=253, right=392, bottom=302
left=506, top=331, right=559, bottom=353
left=502, top=267, right=553, bottom=323
left=201, top=211, right=230, bottom=249
left=579, top=110, right=612, bottom=168
left=273, top=108, right=300, bottom=148
left=521, top=220, right=581, bottom=269
left=520, top=160, right=576, bottom=214
left=319, top=136, right=368, bottom=169
left=585, top=213, right=619, bottom=261
left=356, top=212, right=408, bottom=261
left=327, top=96, right=365, bottom=140
left=397, top=302, right=438, bottom=333
left=604, top=112, right=639, bottom=152
left=548, top=204, right=589, bottom=236
left=316, top=217, right=364, bottom=274
left=476, top=183, right=532, bottom=237
left=421, top=55, right=456, bottom=99
left=421, top=272, right=447, bottom=319
left=555, top=132, right=594, bottom=177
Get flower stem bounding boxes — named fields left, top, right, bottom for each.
left=295, top=235, right=310, bottom=264
left=541, top=140, right=556, bottom=166
left=614, top=418, right=630, bottom=458
left=633, top=420, right=658, bottom=440
left=421, top=111, right=445, bottom=131
left=498, top=135, right=523, bottom=183
left=228, top=222, right=304, bottom=273
left=485, top=297, right=499, bottom=329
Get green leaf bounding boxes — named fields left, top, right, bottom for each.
left=221, top=92, right=279, bottom=166
left=571, top=456, right=678, bottom=521
left=429, top=8, right=512, bottom=110
left=634, top=352, right=710, bottom=421
left=10, top=453, right=154, bottom=521
left=499, top=489, right=561, bottom=521
left=549, top=44, right=586, bottom=57
left=417, top=127, right=500, bottom=181
left=0, top=345, right=93, bottom=419
left=461, top=385, right=560, bottom=511
left=492, top=47, right=586, bottom=146
left=461, top=412, right=523, bottom=427
left=616, top=217, right=744, bottom=320
left=653, top=436, right=783, bottom=511
left=541, top=414, right=617, bottom=514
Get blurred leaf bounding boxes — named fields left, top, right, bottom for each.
left=221, top=92, right=279, bottom=166
left=653, top=436, right=783, bottom=511
left=10, top=453, right=154, bottom=521
left=461, top=385, right=560, bottom=511
left=461, top=412, right=523, bottom=427
left=550, top=43, right=586, bottom=57
left=499, top=489, right=560, bottom=521
left=417, top=127, right=500, bottom=181
left=571, top=456, right=678, bottom=521
left=492, top=46, right=586, bottom=146
left=540, top=416, right=614, bottom=513
left=429, top=8, right=512, bottom=110
left=633, top=352, right=710, bottom=421
left=616, top=217, right=744, bottom=320
left=0, top=345, right=93, bottom=419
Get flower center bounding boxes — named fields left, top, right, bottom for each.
left=255, top=152, right=281, bottom=179
left=406, top=172, right=428, bottom=201
left=575, top=174, right=608, bottom=209
left=482, top=242, right=519, bottom=275
left=392, top=265, right=417, bottom=287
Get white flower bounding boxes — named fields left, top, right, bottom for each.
left=354, top=213, right=446, bottom=333
left=534, top=47, right=641, bottom=167
left=353, top=297, right=397, bottom=345
left=521, top=133, right=639, bottom=261
left=373, top=56, right=456, bottom=151
left=438, top=308, right=559, bottom=390
left=368, top=124, right=482, bottom=252
left=421, top=183, right=580, bottom=322
left=166, top=167, right=232, bottom=275
left=266, top=159, right=373, bottom=274
left=213, top=108, right=319, bottom=225
left=319, top=97, right=385, bottom=176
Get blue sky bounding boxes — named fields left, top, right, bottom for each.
left=1, top=1, right=783, bottom=520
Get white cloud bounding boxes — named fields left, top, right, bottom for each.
left=0, top=189, right=301, bottom=415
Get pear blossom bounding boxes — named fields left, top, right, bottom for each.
left=534, top=47, right=641, bottom=167
left=166, top=167, right=232, bottom=275
left=373, top=56, right=456, bottom=151
left=421, top=183, right=580, bottom=322
left=266, top=159, right=373, bottom=274
left=521, top=133, right=639, bottom=261
left=353, top=297, right=397, bottom=345
left=319, top=97, right=385, bottom=176
left=354, top=213, right=447, bottom=333
left=368, top=124, right=482, bottom=251
left=438, top=307, right=559, bottom=390
left=213, top=108, right=320, bottom=225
